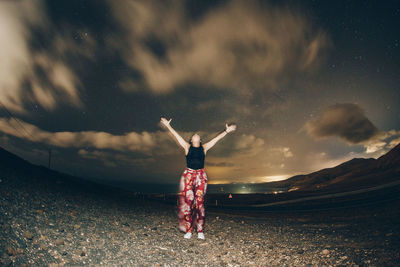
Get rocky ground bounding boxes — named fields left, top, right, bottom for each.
left=0, top=171, right=399, bottom=266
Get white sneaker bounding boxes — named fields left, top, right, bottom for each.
left=184, top=232, right=192, bottom=239
left=197, top=232, right=205, bottom=239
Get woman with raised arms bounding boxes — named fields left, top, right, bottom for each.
left=160, top=116, right=237, bottom=239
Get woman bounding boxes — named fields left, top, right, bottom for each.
left=160, top=116, right=236, bottom=239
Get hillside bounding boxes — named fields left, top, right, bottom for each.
left=266, top=143, right=400, bottom=192
left=0, top=147, right=134, bottom=197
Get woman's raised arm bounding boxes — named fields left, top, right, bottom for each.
left=203, top=123, right=236, bottom=153
left=160, top=117, right=189, bottom=151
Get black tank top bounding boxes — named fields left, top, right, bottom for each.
left=186, top=144, right=205, bottom=169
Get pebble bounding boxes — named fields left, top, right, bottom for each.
left=55, top=239, right=64, bottom=245
left=322, top=249, right=330, bottom=255
left=23, top=231, right=34, bottom=240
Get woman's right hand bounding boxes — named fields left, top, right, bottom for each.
left=160, top=116, right=172, bottom=127
left=225, top=123, right=237, bottom=133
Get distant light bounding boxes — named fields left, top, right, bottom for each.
left=237, top=188, right=251, bottom=194
left=288, top=186, right=299, bottom=192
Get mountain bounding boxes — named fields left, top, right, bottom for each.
left=267, top=143, right=400, bottom=192
left=0, top=147, right=33, bottom=170
left=0, top=147, right=132, bottom=196
left=0, top=147, right=175, bottom=194
left=376, top=142, right=400, bottom=169
left=0, top=147, right=73, bottom=180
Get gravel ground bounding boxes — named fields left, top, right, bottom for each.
left=0, top=171, right=399, bottom=266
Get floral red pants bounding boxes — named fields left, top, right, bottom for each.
left=178, top=168, right=208, bottom=233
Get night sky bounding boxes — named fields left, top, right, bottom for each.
left=0, top=0, right=399, bottom=185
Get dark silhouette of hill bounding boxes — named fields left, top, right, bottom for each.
left=0, top=147, right=133, bottom=197
left=266, top=143, right=400, bottom=192
left=376, top=142, right=400, bottom=169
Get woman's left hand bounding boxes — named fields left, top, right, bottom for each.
left=225, top=123, right=237, bottom=133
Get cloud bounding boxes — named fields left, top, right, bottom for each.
left=108, top=0, right=329, bottom=94
left=362, top=129, right=400, bottom=154
left=364, top=140, right=387, bottom=154
left=206, top=161, right=235, bottom=167
left=78, top=149, right=156, bottom=168
left=279, top=147, right=294, bottom=158
left=0, top=117, right=160, bottom=153
left=234, top=134, right=265, bottom=155
left=304, top=103, right=400, bottom=156
left=389, top=137, right=400, bottom=148
left=0, top=0, right=94, bottom=114
left=267, top=146, right=294, bottom=159
left=1, top=116, right=248, bottom=156
left=304, top=103, right=379, bottom=144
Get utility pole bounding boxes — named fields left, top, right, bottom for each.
left=48, top=149, right=52, bottom=169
